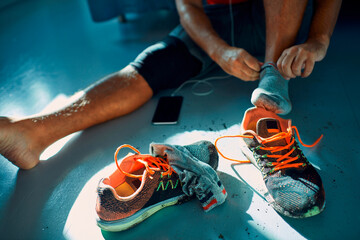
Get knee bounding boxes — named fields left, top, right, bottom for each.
left=117, top=65, right=153, bottom=96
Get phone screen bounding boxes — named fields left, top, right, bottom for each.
left=152, top=96, right=183, bottom=125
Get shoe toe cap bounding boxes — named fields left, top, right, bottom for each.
left=266, top=173, right=325, bottom=218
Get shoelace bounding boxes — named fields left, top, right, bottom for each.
left=114, top=144, right=173, bottom=179
left=215, top=126, right=323, bottom=172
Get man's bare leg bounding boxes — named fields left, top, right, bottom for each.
left=251, top=0, right=308, bottom=115
left=263, top=0, right=309, bottom=63
left=0, top=66, right=153, bottom=169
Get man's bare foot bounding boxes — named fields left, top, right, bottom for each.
left=0, top=117, right=46, bottom=170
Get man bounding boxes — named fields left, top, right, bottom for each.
left=0, top=0, right=342, bottom=169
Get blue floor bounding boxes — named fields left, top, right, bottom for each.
left=0, top=0, right=359, bottom=239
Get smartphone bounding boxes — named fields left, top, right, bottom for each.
left=152, top=96, right=183, bottom=125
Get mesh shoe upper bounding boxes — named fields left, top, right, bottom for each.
left=96, top=150, right=187, bottom=223
left=96, top=141, right=220, bottom=231
left=96, top=170, right=185, bottom=222
left=240, top=107, right=325, bottom=218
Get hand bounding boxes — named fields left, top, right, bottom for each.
left=277, top=39, right=329, bottom=79
left=214, top=47, right=262, bottom=81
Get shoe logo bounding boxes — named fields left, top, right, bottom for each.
left=156, top=178, right=182, bottom=191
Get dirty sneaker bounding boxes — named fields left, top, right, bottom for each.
left=96, top=141, right=221, bottom=232
left=216, top=107, right=325, bottom=218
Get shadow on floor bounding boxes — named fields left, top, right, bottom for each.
left=100, top=172, right=260, bottom=240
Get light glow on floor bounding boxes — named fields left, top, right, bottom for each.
left=62, top=127, right=309, bottom=239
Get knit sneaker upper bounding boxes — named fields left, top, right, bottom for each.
left=96, top=141, right=220, bottom=231
left=239, top=107, right=325, bottom=218
left=96, top=147, right=188, bottom=223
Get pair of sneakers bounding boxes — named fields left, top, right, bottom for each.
left=96, top=107, right=325, bottom=232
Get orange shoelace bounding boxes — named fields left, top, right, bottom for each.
left=215, top=126, right=323, bottom=172
left=114, top=144, right=173, bottom=179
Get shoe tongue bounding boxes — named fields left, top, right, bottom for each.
left=257, top=118, right=281, bottom=137
left=256, top=118, right=286, bottom=146
left=107, top=153, right=146, bottom=188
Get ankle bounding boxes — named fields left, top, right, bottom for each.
left=12, top=118, right=52, bottom=152
left=0, top=117, right=43, bottom=169
left=261, top=62, right=278, bottom=71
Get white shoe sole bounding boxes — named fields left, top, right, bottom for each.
left=96, top=194, right=189, bottom=232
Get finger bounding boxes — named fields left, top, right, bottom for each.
left=279, top=53, right=297, bottom=79
left=292, top=53, right=307, bottom=77
left=233, top=66, right=259, bottom=81
left=231, top=59, right=259, bottom=79
left=239, top=72, right=259, bottom=81
left=243, top=70, right=259, bottom=81
left=277, top=52, right=287, bottom=77
left=234, top=70, right=259, bottom=81
left=240, top=61, right=260, bottom=78
left=243, top=53, right=261, bottom=72
left=301, top=59, right=315, bottom=78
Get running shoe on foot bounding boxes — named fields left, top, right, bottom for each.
left=96, top=141, right=219, bottom=232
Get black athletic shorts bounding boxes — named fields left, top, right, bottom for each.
left=130, top=0, right=313, bottom=94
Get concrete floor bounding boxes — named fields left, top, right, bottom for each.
left=0, top=0, right=359, bottom=239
